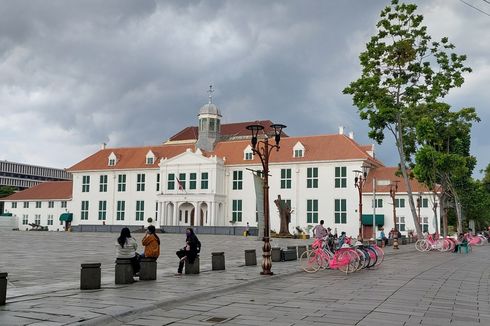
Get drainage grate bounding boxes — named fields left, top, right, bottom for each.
left=206, top=317, right=229, bottom=323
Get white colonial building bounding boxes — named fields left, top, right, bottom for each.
left=1, top=95, right=439, bottom=236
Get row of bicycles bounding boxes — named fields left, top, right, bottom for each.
left=415, top=233, right=488, bottom=252
left=299, top=237, right=384, bottom=274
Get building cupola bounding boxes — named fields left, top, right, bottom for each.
left=196, top=85, right=222, bottom=151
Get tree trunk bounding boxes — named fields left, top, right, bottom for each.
left=454, top=196, right=463, bottom=234
left=395, top=121, right=423, bottom=236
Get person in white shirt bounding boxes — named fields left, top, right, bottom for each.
left=116, top=227, right=140, bottom=276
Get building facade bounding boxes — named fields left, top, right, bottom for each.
left=1, top=96, right=439, bottom=236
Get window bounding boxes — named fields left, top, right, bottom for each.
left=168, top=173, right=175, bottom=190
left=294, top=149, right=304, bottom=158
left=395, top=198, right=405, bottom=208
left=178, top=173, right=186, bottom=190
left=136, top=200, right=145, bottom=221
left=373, top=199, right=383, bottom=208
left=421, top=216, right=429, bottom=233
left=81, top=201, right=89, bottom=220
left=189, top=173, right=197, bottom=190
left=307, top=168, right=318, bottom=188
left=293, top=142, right=305, bottom=158
left=99, top=175, right=108, bottom=192
left=335, top=166, right=347, bottom=188
left=281, top=169, right=292, bottom=189
left=156, top=173, right=160, bottom=192
left=47, top=215, right=53, bottom=226
left=232, top=200, right=242, bottom=222
left=48, top=201, right=54, bottom=208
left=22, top=214, right=28, bottom=225
left=146, top=157, right=154, bottom=165
left=137, top=173, right=145, bottom=192
left=233, top=171, right=243, bottom=190
left=307, top=199, right=318, bottom=224
left=334, top=199, right=347, bottom=224
left=11, top=202, right=17, bottom=209
left=23, top=201, right=29, bottom=208
left=245, top=152, right=253, bottom=160
left=396, top=216, right=406, bottom=231
left=61, top=201, right=67, bottom=208
left=36, top=201, right=42, bottom=208
left=98, top=201, right=107, bottom=220
left=109, top=158, right=116, bottom=166
left=201, top=172, right=208, bottom=189
left=155, top=202, right=158, bottom=220
left=82, top=175, right=90, bottom=192
left=116, top=201, right=125, bottom=220
left=422, top=198, right=429, bottom=208
left=34, top=214, right=41, bottom=225
left=118, top=174, right=126, bottom=192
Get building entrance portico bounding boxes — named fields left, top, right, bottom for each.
left=160, top=199, right=217, bottom=227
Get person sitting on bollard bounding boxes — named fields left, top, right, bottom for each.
left=379, top=227, right=388, bottom=247
left=175, top=228, right=201, bottom=276
left=141, top=225, right=160, bottom=259
left=116, top=227, right=140, bottom=276
left=338, top=231, right=347, bottom=249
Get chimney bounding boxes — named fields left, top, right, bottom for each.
left=101, top=143, right=107, bottom=150
left=348, top=131, right=354, bottom=139
left=338, top=126, right=344, bottom=135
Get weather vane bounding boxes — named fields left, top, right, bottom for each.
left=208, top=84, right=214, bottom=104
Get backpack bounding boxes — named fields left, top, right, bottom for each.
left=196, top=239, right=201, bottom=253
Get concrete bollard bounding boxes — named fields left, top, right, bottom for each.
left=140, top=258, right=157, bottom=280
left=212, top=252, right=225, bottom=270
left=0, top=272, right=7, bottom=306
left=287, top=246, right=298, bottom=259
left=297, top=245, right=307, bottom=258
left=271, top=247, right=282, bottom=262
left=185, top=257, right=200, bottom=274
left=244, top=249, right=257, bottom=266
left=80, top=263, right=101, bottom=290
left=115, top=259, right=134, bottom=284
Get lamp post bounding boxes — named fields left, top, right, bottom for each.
left=389, top=181, right=399, bottom=249
left=353, top=166, right=368, bottom=241
left=416, top=193, right=422, bottom=227
left=246, top=122, right=286, bottom=276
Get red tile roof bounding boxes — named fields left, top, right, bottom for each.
left=2, top=181, right=73, bottom=201
left=363, top=167, right=430, bottom=193
left=68, top=134, right=382, bottom=172
left=167, top=120, right=288, bottom=142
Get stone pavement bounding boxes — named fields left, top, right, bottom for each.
left=0, top=230, right=487, bottom=325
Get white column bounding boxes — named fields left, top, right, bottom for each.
left=210, top=201, right=216, bottom=226
left=173, top=202, right=179, bottom=226
left=195, top=201, right=201, bottom=226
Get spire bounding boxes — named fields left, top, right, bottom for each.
left=207, top=84, right=214, bottom=104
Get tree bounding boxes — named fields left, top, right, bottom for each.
left=343, top=0, right=471, bottom=236
left=413, top=103, right=479, bottom=234
left=0, top=186, right=15, bottom=198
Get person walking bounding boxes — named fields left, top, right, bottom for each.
left=141, top=225, right=160, bottom=259
left=116, top=227, right=140, bottom=276
left=175, top=228, right=201, bottom=275
left=245, top=222, right=250, bottom=237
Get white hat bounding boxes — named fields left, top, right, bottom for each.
left=341, top=243, right=351, bottom=249
left=354, top=241, right=363, bottom=246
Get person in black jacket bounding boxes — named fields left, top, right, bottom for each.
left=175, top=228, right=201, bottom=275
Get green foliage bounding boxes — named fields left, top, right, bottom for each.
left=0, top=186, right=16, bottom=198
left=343, top=0, right=471, bottom=162
left=459, top=180, right=490, bottom=229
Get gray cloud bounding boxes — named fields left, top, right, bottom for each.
left=0, top=0, right=488, bottom=176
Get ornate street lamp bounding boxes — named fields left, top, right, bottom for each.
left=389, top=181, right=399, bottom=249
left=246, top=122, right=286, bottom=275
left=353, top=165, right=368, bottom=241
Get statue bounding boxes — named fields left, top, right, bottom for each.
left=274, top=195, right=293, bottom=237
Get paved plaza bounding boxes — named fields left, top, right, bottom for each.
left=0, top=231, right=488, bottom=325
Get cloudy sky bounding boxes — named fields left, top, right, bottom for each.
left=1, top=0, right=489, bottom=177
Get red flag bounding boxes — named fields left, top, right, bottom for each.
left=176, top=177, right=184, bottom=191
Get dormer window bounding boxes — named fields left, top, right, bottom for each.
left=108, top=152, right=117, bottom=166
left=293, top=142, right=305, bottom=158
left=146, top=150, right=155, bottom=165
left=243, top=145, right=253, bottom=161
